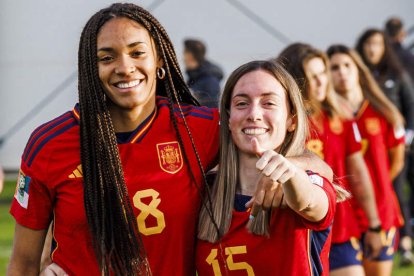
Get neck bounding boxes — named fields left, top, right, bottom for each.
left=237, top=152, right=261, bottom=196
left=344, top=86, right=364, bottom=113
left=108, top=98, right=156, bottom=132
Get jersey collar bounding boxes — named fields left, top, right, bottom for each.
left=71, top=103, right=157, bottom=144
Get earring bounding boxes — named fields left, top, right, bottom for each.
left=157, top=67, right=166, bottom=79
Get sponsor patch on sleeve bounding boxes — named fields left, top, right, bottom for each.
left=309, top=174, right=323, bottom=187
left=15, top=170, right=31, bottom=209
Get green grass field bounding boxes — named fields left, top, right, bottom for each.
left=1, top=179, right=414, bottom=275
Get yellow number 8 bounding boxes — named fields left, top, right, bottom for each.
left=133, top=189, right=166, bottom=236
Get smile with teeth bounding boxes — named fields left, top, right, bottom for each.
left=243, top=128, right=268, bottom=135
left=114, top=80, right=141, bottom=89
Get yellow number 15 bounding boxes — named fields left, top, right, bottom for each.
left=206, top=246, right=255, bottom=275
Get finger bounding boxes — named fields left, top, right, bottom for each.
left=276, top=170, right=295, bottom=184
left=262, top=183, right=278, bottom=210
left=251, top=137, right=265, bottom=157
left=250, top=188, right=265, bottom=219
left=245, top=197, right=254, bottom=209
left=261, top=156, right=281, bottom=176
left=271, top=184, right=284, bottom=208
left=250, top=200, right=262, bottom=219
left=256, top=151, right=276, bottom=171
left=49, top=263, right=69, bottom=276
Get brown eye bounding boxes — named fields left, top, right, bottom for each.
left=98, top=56, right=113, bottom=63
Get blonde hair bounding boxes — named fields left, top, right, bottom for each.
left=198, top=60, right=309, bottom=242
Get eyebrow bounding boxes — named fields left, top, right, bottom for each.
left=97, top=41, right=145, bottom=52
left=232, top=92, right=279, bottom=99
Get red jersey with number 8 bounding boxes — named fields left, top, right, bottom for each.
left=10, top=96, right=219, bottom=275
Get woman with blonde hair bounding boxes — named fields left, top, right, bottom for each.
left=196, top=60, right=341, bottom=275
left=327, top=44, right=405, bottom=276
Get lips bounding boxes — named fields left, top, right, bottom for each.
left=113, top=79, right=141, bottom=89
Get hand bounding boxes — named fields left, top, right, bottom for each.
left=363, top=231, right=383, bottom=260
left=246, top=138, right=293, bottom=217
left=40, top=263, right=68, bottom=276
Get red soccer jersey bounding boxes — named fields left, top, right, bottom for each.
left=306, top=111, right=362, bottom=243
left=196, top=174, right=336, bottom=276
left=10, top=96, right=219, bottom=275
left=353, top=100, right=404, bottom=231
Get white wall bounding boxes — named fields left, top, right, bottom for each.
left=1, top=0, right=413, bottom=168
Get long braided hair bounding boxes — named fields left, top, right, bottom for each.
left=78, top=3, right=218, bottom=274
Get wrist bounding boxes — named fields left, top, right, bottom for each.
left=368, top=224, right=382, bottom=233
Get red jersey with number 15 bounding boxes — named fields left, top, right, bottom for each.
left=353, top=100, right=404, bottom=231
left=196, top=173, right=336, bottom=276
left=10, top=96, right=219, bottom=275
left=306, top=111, right=362, bottom=243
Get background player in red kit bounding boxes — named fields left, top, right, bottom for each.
left=328, top=44, right=405, bottom=276
left=278, top=43, right=383, bottom=275
left=196, top=60, right=342, bottom=276
left=7, top=3, right=333, bottom=275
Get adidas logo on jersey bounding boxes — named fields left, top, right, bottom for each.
left=68, top=164, right=83, bottom=178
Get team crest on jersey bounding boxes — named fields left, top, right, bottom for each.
left=156, top=141, right=183, bottom=174
left=15, top=170, right=31, bottom=209
left=365, top=118, right=380, bottom=136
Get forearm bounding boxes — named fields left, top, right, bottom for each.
left=7, top=261, right=40, bottom=276
left=288, top=150, right=333, bottom=182
left=388, top=144, right=405, bottom=180
left=347, top=154, right=380, bottom=227
left=282, top=168, right=329, bottom=222
left=7, top=224, right=47, bottom=276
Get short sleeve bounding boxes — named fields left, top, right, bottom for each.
left=301, top=173, right=336, bottom=231
left=384, top=120, right=405, bottom=149
left=10, top=159, right=54, bottom=230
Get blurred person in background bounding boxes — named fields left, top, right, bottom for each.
left=356, top=28, right=414, bottom=266
left=328, top=44, right=405, bottom=276
left=183, top=39, right=223, bottom=108
left=385, top=17, right=414, bottom=78
left=278, top=43, right=382, bottom=276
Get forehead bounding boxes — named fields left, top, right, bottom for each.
left=330, top=53, right=354, bottom=65
left=367, top=33, right=384, bottom=43
left=233, top=70, right=286, bottom=98
left=305, top=57, right=326, bottom=73
left=97, top=17, right=152, bottom=46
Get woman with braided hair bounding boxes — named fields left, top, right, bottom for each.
left=8, top=3, right=332, bottom=275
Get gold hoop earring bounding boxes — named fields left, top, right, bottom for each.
left=157, top=67, right=166, bottom=79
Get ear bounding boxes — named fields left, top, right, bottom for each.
left=157, top=57, right=164, bottom=69
left=287, top=114, right=297, bottom=132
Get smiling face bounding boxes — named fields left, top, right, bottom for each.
left=97, top=17, right=162, bottom=115
left=228, top=70, right=294, bottom=156
left=329, top=53, right=360, bottom=95
left=304, top=57, right=328, bottom=102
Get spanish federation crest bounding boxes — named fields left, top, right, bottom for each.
left=15, top=170, right=31, bottom=209
left=156, top=141, right=183, bottom=174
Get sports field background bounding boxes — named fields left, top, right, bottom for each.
left=0, top=179, right=414, bottom=275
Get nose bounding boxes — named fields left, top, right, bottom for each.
left=115, top=55, right=136, bottom=75
left=247, top=104, right=263, bottom=122
left=315, top=76, right=322, bottom=87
